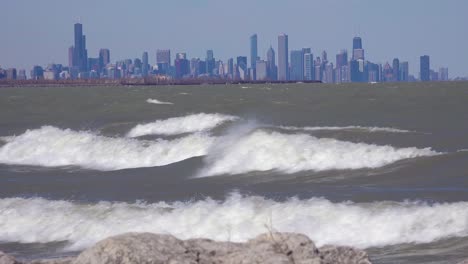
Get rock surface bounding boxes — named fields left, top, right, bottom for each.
left=0, top=251, right=20, bottom=264
left=1, top=233, right=373, bottom=264
left=72, top=232, right=371, bottom=264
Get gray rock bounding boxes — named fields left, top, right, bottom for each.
left=0, top=251, right=21, bottom=264
left=73, top=233, right=197, bottom=264
left=319, top=245, right=372, bottom=264
left=457, top=259, right=468, bottom=264
left=71, top=232, right=368, bottom=264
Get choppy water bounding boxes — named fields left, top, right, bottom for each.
left=0, top=82, right=468, bottom=263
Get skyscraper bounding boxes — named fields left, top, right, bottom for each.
left=353, top=37, right=362, bottom=50
left=256, top=60, right=268, bottom=81
left=400, top=62, right=409, bottom=82
left=304, top=53, right=314, bottom=81
left=157, top=49, right=171, bottom=74
left=335, top=50, right=348, bottom=83
left=157, top=50, right=171, bottom=65
left=227, top=58, right=234, bottom=79
left=278, top=34, right=289, bottom=81
left=290, top=50, right=304, bottom=81
left=266, top=46, right=277, bottom=80
left=420, top=55, right=430, bottom=81
left=142, top=52, right=149, bottom=77
left=392, top=58, right=400, bottom=82
left=72, top=23, right=88, bottom=72
left=439, top=67, right=449, bottom=81
left=250, top=34, right=258, bottom=79
left=352, top=37, right=364, bottom=60
left=99, top=49, right=110, bottom=68
left=237, top=56, right=248, bottom=80
left=206, top=50, right=215, bottom=76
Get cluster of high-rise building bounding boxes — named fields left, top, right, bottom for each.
left=0, top=23, right=452, bottom=82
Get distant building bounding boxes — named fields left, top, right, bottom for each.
left=290, top=50, right=304, bottom=81
left=400, top=62, right=409, bottom=82
left=18, top=69, right=27, bottom=80
left=277, top=34, right=289, bottom=81
left=157, top=49, right=171, bottom=65
left=392, top=58, right=400, bottom=82
left=142, top=52, right=149, bottom=77
left=255, top=60, right=268, bottom=81
left=250, top=34, right=258, bottom=79
left=6, top=68, right=17, bottom=80
left=352, top=37, right=364, bottom=60
left=206, top=50, right=215, bottom=76
left=227, top=58, right=234, bottom=79
left=314, top=57, right=322, bottom=81
left=382, top=62, right=393, bottom=82
left=72, top=23, right=88, bottom=72
left=266, top=46, right=277, bottom=80
left=367, top=62, right=380, bottom=82
left=439, top=67, right=449, bottom=81
left=304, top=53, right=314, bottom=81
left=420, top=55, right=430, bottom=81
left=237, top=56, right=248, bottom=80
left=157, top=49, right=171, bottom=74
left=323, top=63, right=335, bottom=83
left=350, top=59, right=365, bottom=82
left=99, top=49, right=110, bottom=69
left=430, top=70, right=439, bottom=81
left=175, top=53, right=190, bottom=79
left=30, top=66, right=44, bottom=80
left=335, top=50, right=348, bottom=83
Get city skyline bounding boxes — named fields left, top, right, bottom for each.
left=1, top=0, right=467, bottom=77
left=0, top=21, right=451, bottom=83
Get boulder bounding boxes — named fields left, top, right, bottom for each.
left=73, top=233, right=196, bottom=264
left=0, top=251, right=20, bottom=264
left=71, top=232, right=371, bottom=264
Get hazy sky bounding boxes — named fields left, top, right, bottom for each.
left=2, top=0, right=467, bottom=77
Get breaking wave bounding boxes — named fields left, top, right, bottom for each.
left=127, top=113, right=239, bottom=137
left=146, top=98, right=174, bottom=105
left=0, top=126, right=214, bottom=170
left=199, top=130, right=437, bottom=177
left=0, top=194, right=467, bottom=250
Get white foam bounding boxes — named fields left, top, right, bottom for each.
left=280, top=125, right=412, bottom=133
left=0, top=126, right=214, bottom=170
left=1, top=195, right=467, bottom=250
left=200, top=130, right=436, bottom=177
left=146, top=98, right=174, bottom=105
left=127, top=113, right=239, bottom=137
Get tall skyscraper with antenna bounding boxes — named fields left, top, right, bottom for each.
left=72, top=23, right=88, bottom=72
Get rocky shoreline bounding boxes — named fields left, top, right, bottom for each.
left=2, top=232, right=468, bottom=264
left=1, top=232, right=372, bottom=264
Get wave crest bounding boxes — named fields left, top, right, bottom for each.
left=199, top=130, right=436, bottom=177
left=0, top=195, right=467, bottom=250
left=0, top=126, right=214, bottom=170
left=127, top=113, right=239, bottom=137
